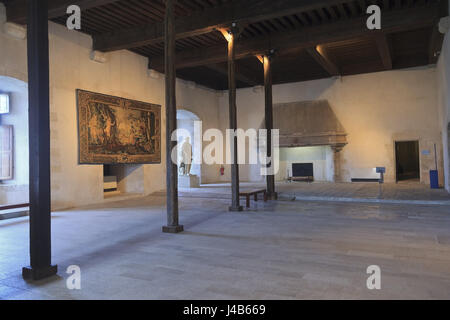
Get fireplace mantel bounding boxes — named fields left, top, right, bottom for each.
left=273, top=100, right=348, bottom=149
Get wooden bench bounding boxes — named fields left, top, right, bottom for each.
left=0, top=203, right=29, bottom=211
left=239, top=189, right=267, bottom=208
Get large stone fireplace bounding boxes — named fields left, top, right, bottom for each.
left=273, top=100, right=347, bottom=182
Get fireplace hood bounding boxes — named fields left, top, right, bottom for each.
left=273, top=100, right=347, bottom=148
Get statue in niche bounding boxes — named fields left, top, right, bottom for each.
left=179, top=137, right=193, bottom=176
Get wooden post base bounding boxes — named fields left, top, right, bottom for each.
left=162, top=225, right=184, bottom=234
left=22, top=265, right=57, bottom=281
left=229, top=206, right=244, bottom=212
left=267, top=192, right=278, bottom=200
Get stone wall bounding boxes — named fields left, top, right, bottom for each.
left=0, top=4, right=221, bottom=209
left=437, top=27, right=450, bottom=192
left=1, top=2, right=448, bottom=208
left=218, top=67, right=444, bottom=185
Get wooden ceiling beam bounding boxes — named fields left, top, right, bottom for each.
left=93, top=0, right=356, bottom=52
left=148, top=5, right=440, bottom=71
left=428, top=24, right=445, bottom=64
left=5, top=0, right=121, bottom=24
left=374, top=33, right=393, bottom=70
left=306, top=45, right=340, bottom=76
left=205, top=63, right=260, bottom=87
left=428, top=0, right=448, bottom=64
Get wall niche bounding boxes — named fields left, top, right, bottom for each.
left=103, top=164, right=144, bottom=197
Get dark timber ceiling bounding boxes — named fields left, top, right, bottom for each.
left=2, top=0, right=447, bottom=90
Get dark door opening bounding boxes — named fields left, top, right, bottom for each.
left=395, top=141, right=420, bottom=182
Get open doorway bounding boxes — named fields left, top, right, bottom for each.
left=395, top=140, right=420, bottom=182
left=177, top=109, right=201, bottom=186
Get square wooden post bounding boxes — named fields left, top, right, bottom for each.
left=263, top=54, right=277, bottom=200
left=226, top=27, right=243, bottom=212
left=163, top=0, right=183, bottom=233
left=22, top=0, right=57, bottom=281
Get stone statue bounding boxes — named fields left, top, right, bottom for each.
left=179, top=137, right=192, bottom=176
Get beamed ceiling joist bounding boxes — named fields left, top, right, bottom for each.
left=148, top=5, right=441, bottom=71
left=6, top=0, right=121, bottom=24
left=375, top=34, right=393, bottom=70
left=307, top=45, right=340, bottom=77
left=206, top=63, right=261, bottom=87
left=93, top=0, right=357, bottom=52
left=2, top=0, right=445, bottom=90
left=429, top=25, right=445, bottom=64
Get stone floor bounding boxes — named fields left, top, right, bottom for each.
left=1, top=193, right=450, bottom=300
left=170, top=181, right=450, bottom=205
left=277, top=181, right=450, bottom=201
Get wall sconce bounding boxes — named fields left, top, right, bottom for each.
left=0, top=93, right=10, bottom=114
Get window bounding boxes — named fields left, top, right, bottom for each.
left=0, top=93, right=9, bottom=114
left=0, top=125, right=13, bottom=180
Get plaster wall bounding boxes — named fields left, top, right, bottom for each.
left=437, top=30, right=450, bottom=192
left=0, top=4, right=220, bottom=209
left=218, top=67, right=444, bottom=185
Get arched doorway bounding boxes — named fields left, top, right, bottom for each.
left=177, top=109, right=201, bottom=186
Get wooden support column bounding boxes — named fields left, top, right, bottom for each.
left=220, top=26, right=243, bottom=212
left=228, top=27, right=243, bottom=211
left=263, top=54, right=277, bottom=200
left=22, top=0, right=57, bottom=281
left=163, top=0, right=183, bottom=233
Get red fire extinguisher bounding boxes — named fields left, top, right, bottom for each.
left=220, top=165, right=225, bottom=176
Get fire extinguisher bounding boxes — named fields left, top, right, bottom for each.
left=220, top=165, right=225, bottom=176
